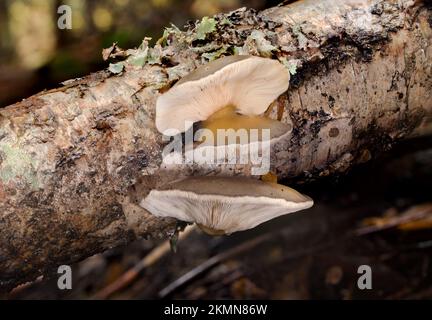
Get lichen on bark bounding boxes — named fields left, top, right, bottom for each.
left=0, top=0, right=431, bottom=291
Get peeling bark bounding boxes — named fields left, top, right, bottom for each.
left=0, top=0, right=431, bottom=290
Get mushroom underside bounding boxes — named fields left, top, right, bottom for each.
left=140, top=190, right=313, bottom=234
left=156, top=56, right=290, bottom=135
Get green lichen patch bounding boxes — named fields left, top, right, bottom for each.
left=166, top=63, right=193, bottom=82
left=195, top=17, right=217, bottom=41
left=279, top=57, right=302, bottom=75
left=157, top=24, right=183, bottom=47
left=147, top=45, right=163, bottom=65
left=126, top=39, right=151, bottom=68
left=220, top=17, right=232, bottom=26
left=291, top=25, right=309, bottom=50
left=244, top=30, right=278, bottom=57
left=0, top=143, right=39, bottom=189
left=108, top=62, right=125, bottom=74
left=104, top=37, right=163, bottom=72
left=201, top=46, right=229, bottom=61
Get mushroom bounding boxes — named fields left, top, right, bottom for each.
left=196, top=105, right=291, bottom=145
left=140, top=176, right=313, bottom=235
left=186, top=105, right=292, bottom=171
left=156, top=55, right=290, bottom=136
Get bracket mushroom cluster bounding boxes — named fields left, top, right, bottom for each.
left=140, top=55, right=314, bottom=235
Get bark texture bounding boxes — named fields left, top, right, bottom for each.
left=0, top=0, right=431, bottom=290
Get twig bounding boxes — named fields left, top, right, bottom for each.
left=158, top=233, right=272, bottom=298
left=7, top=276, right=43, bottom=298
left=355, top=203, right=432, bottom=236
left=92, top=225, right=195, bottom=299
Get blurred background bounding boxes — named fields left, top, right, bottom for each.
left=1, top=0, right=432, bottom=300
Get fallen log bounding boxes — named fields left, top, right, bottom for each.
left=0, top=0, right=431, bottom=290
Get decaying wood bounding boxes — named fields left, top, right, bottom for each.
left=0, top=0, right=431, bottom=290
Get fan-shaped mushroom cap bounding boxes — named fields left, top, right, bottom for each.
left=140, top=176, right=313, bottom=235
left=156, top=55, right=290, bottom=135
left=195, top=105, right=292, bottom=145
left=184, top=105, right=292, bottom=168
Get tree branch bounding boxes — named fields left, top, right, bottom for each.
left=0, top=0, right=431, bottom=290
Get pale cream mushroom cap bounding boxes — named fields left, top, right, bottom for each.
left=183, top=106, right=293, bottom=167
left=140, top=176, right=313, bottom=234
left=187, top=115, right=292, bottom=166
left=156, top=55, right=290, bottom=135
left=196, top=106, right=292, bottom=145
